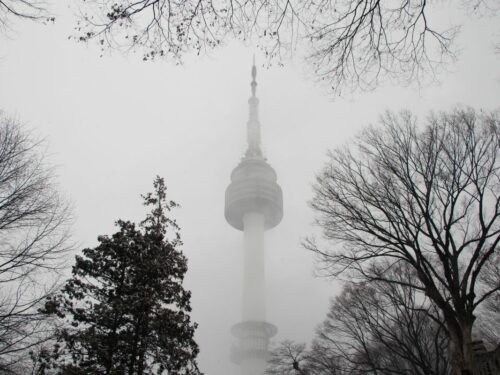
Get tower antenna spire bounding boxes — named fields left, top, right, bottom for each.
left=247, top=59, right=261, bottom=157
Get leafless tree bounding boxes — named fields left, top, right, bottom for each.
left=268, top=341, right=348, bottom=375
left=267, top=341, right=311, bottom=375
left=73, top=0, right=499, bottom=94
left=0, top=0, right=53, bottom=33
left=267, top=264, right=449, bottom=375
left=0, top=112, right=71, bottom=373
left=306, top=107, right=500, bottom=374
left=323, top=265, right=449, bottom=375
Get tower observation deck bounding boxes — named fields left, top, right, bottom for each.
left=225, top=64, right=283, bottom=375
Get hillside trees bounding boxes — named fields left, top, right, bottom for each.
left=306, top=107, right=500, bottom=374
left=74, top=0, right=499, bottom=93
left=320, top=266, right=449, bottom=375
left=0, top=112, right=71, bottom=373
left=40, top=177, right=200, bottom=375
left=267, top=264, right=450, bottom=375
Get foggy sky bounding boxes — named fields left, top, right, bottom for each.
left=1, top=2, right=499, bottom=374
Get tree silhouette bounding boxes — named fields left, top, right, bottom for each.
left=41, top=177, right=200, bottom=375
left=307, top=107, right=500, bottom=374
left=267, top=264, right=450, bottom=375
left=0, top=112, right=71, bottom=373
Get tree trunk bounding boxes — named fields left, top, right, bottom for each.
left=448, top=321, right=474, bottom=375
left=128, top=316, right=142, bottom=375
left=106, top=266, right=127, bottom=374
left=137, top=312, right=150, bottom=375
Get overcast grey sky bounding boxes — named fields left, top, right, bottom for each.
left=1, top=1, right=499, bottom=374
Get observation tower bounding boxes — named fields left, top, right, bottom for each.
left=225, top=63, right=283, bottom=375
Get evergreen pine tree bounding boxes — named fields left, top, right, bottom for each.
left=42, top=177, right=200, bottom=375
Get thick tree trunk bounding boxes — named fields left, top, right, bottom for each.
left=448, top=321, right=474, bottom=375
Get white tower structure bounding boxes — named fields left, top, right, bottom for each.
left=225, top=64, right=283, bottom=375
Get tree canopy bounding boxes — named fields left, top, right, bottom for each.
left=2, top=0, right=498, bottom=93
left=72, top=0, right=499, bottom=94
left=40, top=177, right=200, bottom=375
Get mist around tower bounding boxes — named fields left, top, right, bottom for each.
left=1, top=3, right=500, bottom=374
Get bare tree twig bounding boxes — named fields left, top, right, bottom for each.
left=0, top=112, right=72, bottom=373
left=308, top=107, right=500, bottom=374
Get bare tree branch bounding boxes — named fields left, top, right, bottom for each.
left=307, top=107, right=500, bottom=374
left=267, top=265, right=450, bottom=375
left=73, top=0, right=499, bottom=94
left=0, top=0, right=53, bottom=34
left=0, top=112, right=72, bottom=373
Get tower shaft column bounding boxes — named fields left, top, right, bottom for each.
left=242, top=350, right=266, bottom=375
left=242, top=212, right=266, bottom=322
